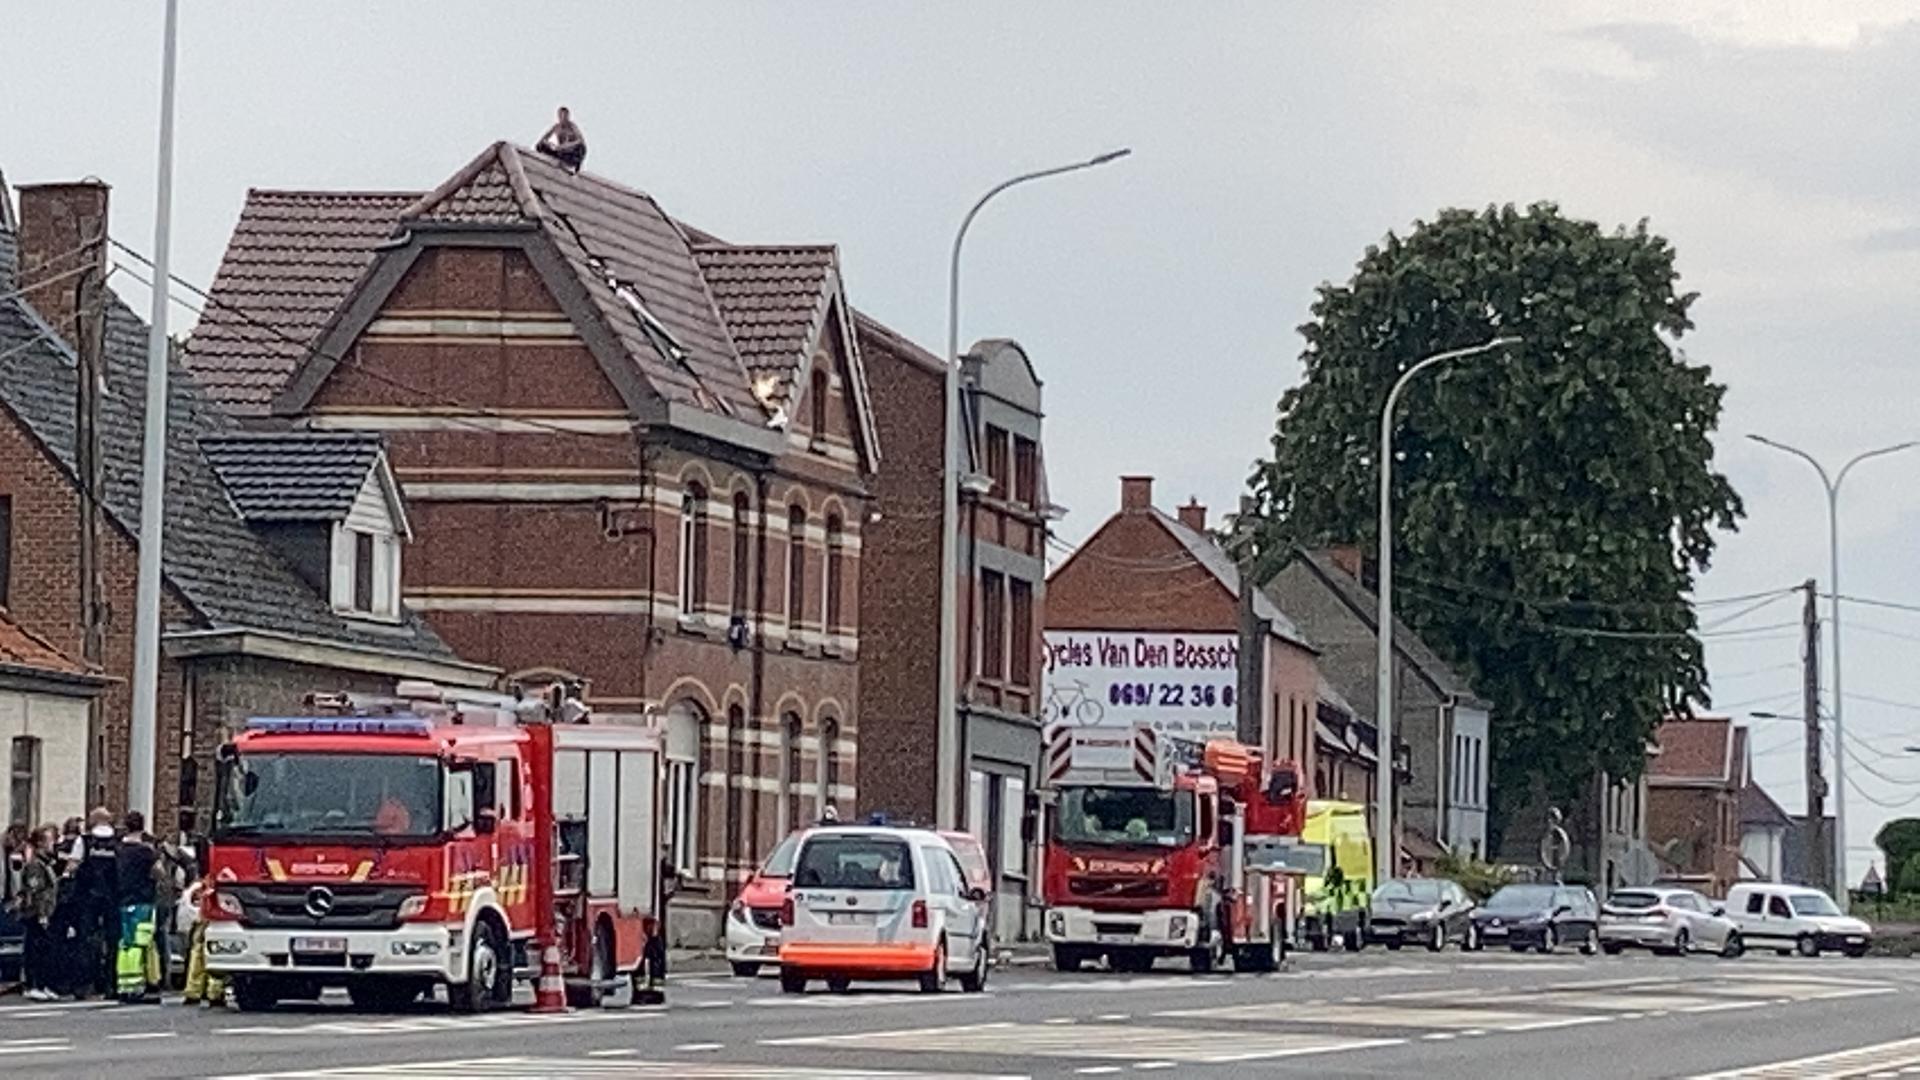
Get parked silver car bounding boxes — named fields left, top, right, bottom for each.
left=1599, top=887, right=1742, bottom=957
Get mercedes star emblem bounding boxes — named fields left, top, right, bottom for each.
left=304, top=885, right=336, bottom=919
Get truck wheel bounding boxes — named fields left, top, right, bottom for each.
left=779, top=968, right=808, bottom=994
left=730, top=962, right=761, bottom=978
left=1236, top=934, right=1282, bottom=974
left=1050, top=944, right=1087, bottom=972
left=567, top=924, right=613, bottom=1008
left=1190, top=932, right=1224, bottom=974
left=450, top=920, right=507, bottom=1013
left=230, top=976, right=280, bottom=1013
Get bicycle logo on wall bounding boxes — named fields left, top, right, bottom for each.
left=1045, top=680, right=1106, bottom=726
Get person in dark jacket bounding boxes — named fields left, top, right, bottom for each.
left=16, top=826, right=61, bottom=1001
left=114, top=812, right=160, bottom=1003
left=73, top=808, right=121, bottom=999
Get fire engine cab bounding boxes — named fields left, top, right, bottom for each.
left=1041, top=724, right=1308, bottom=974
left=203, top=681, right=666, bottom=1013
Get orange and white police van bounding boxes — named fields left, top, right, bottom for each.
left=202, top=681, right=666, bottom=1012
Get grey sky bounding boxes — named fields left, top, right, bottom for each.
left=5, top=2, right=1917, bottom=881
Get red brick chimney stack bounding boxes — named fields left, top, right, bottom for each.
left=1326, top=545, right=1364, bottom=580
left=1120, top=475, right=1154, bottom=512
left=1177, top=499, right=1207, bottom=532
left=13, top=180, right=110, bottom=349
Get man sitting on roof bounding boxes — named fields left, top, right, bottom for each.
left=536, top=106, right=587, bottom=171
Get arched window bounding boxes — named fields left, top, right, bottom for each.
left=786, top=506, right=808, bottom=630
left=823, top=514, right=844, bottom=632
left=730, top=492, right=752, bottom=616
left=725, top=704, right=746, bottom=877
left=818, top=716, right=840, bottom=819
left=665, top=702, right=703, bottom=875
left=781, top=711, right=805, bottom=833
left=810, top=367, right=829, bottom=442
left=678, top=482, right=709, bottom=613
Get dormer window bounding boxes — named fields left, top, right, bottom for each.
left=334, top=525, right=400, bottom=621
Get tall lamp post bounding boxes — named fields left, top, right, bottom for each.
left=936, top=149, right=1131, bottom=828
left=1747, top=434, right=1920, bottom=909
left=1374, top=336, right=1520, bottom=886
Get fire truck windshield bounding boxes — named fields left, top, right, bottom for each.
left=1053, top=786, right=1195, bottom=848
left=214, top=752, right=445, bottom=842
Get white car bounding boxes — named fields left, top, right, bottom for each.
left=724, top=832, right=800, bottom=976
left=777, top=825, right=990, bottom=994
left=1599, top=887, right=1742, bottom=957
left=1725, top=883, right=1872, bottom=958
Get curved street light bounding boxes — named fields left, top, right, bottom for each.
left=1746, top=434, right=1920, bottom=908
left=936, top=148, right=1132, bottom=827
left=1374, top=335, right=1522, bottom=885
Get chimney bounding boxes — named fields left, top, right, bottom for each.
left=1324, top=545, right=1363, bottom=580
left=1120, top=475, right=1154, bottom=512
left=13, top=180, right=110, bottom=349
left=1177, top=498, right=1207, bottom=532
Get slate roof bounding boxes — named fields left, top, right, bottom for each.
left=183, top=190, right=418, bottom=415
left=1152, top=509, right=1309, bottom=648
left=1649, top=716, right=1736, bottom=784
left=200, top=431, right=387, bottom=523
left=1741, top=781, right=1792, bottom=829
left=0, top=276, right=457, bottom=662
left=1278, top=549, right=1483, bottom=705
left=186, top=143, right=881, bottom=464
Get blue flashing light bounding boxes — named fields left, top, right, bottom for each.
left=245, top=716, right=435, bottom=737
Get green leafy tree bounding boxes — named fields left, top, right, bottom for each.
left=1877, top=819, right=1920, bottom=893
left=1246, top=203, right=1742, bottom=835
left=1899, top=852, right=1920, bottom=899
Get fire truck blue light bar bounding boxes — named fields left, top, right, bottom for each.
left=246, top=717, right=435, bottom=736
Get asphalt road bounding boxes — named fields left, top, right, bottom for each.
left=6, top=949, right=1920, bottom=1078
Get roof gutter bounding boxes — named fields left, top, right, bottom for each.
left=0, top=663, right=115, bottom=697
left=162, top=627, right=499, bottom=688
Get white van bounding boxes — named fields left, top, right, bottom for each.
left=777, top=825, right=990, bottom=994
left=1724, top=883, right=1872, bottom=957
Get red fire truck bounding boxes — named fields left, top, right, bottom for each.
left=203, top=681, right=666, bottom=1012
left=1041, top=724, right=1310, bottom=974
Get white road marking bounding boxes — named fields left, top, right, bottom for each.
left=1133, top=1063, right=1177, bottom=1071
left=1158, top=1001, right=1560, bottom=1032
left=588, top=1049, right=639, bottom=1057
left=692, top=1001, right=733, bottom=1009
left=765, top=1021, right=1401, bottom=1064
left=1075, top=1069, right=1122, bottom=1076
left=675, top=1043, right=724, bottom=1052
left=108, top=1031, right=179, bottom=1041
left=1691, top=1035, right=1920, bottom=1079
left=216, top=1058, right=1024, bottom=1079
left=0, top=1041, right=71, bottom=1056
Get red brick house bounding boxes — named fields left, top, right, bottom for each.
left=859, top=331, right=1051, bottom=941
left=1043, top=477, right=1323, bottom=790
left=0, top=178, right=492, bottom=831
left=185, top=143, right=883, bottom=942
left=1646, top=716, right=1750, bottom=895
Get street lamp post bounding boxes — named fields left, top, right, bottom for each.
left=1374, top=336, right=1520, bottom=886
left=1747, top=434, right=1920, bottom=908
left=936, top=149, right=1131, bottom=828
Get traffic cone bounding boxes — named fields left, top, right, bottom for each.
left=532, top=943, right=568, bottom=1013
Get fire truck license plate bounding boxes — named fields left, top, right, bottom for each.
left=292, top=936, right=347, bottom=953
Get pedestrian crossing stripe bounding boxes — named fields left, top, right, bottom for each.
left=215, top=1059, right=1021, bottom=1079
left=1156, top=1001, right=1579, bottom=1031
left=1689, top=1034, right=1920, bottom=1079
left=765, top=1021, right=1400, bottom=1064
left=216, top=1009, right=654, bottom=1038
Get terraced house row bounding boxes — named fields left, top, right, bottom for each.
left=0, top=141, right=1052, bottom=946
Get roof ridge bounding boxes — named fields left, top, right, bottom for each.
left=247, top=188, right=423, bottom=200
left=399, top=141, right=540, bottom=225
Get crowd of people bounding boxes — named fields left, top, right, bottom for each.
left=2, top=810, right=194, bottom=1004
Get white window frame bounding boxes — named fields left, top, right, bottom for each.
left=677, top=490, right=702, bottom=614
left=1001, top=775, right=1027, bottom=877
left=331, top=524, right=402, bottom=623
left=665, top=706, right=701, bottom=877
left=9, top=735, right=41, bottom=829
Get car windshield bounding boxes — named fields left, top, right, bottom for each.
left=1483, top=885, right=1556, bottom=913
left=1790, top=893, right=1841, bottom=917
left=214, top=752, right=443, bottom=841
left=794, top=835, right=916, bottom=890
left=1607, top=891, right=1662, bottom=910
left=1374, top=880, right=1444, bottom=903
left=1053, top=786, right=1195, bottom=848
left=762, top=832, right=801, bottom=877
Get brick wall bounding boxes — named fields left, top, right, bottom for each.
left=297, top=237, right=869, bottom=944
left=855, top=330, right=942, bottom=819
left=1648, top=785, right=1738, bottom=892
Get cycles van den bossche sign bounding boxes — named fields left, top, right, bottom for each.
left=1041, top=631, right=1239, bottom=735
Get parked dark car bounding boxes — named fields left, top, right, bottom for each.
left=1471, top=883, right=1600, bottom=954
left=1367, top=878, right=1479, bottom=951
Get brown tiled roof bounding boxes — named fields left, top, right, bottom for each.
left=0, top=610, right=95, bottom=680
left=184, top=190, right=420, bottom=415
left=1649, top=716, right=1734, bottom=784
left=690, top=244, right=838, bottom=410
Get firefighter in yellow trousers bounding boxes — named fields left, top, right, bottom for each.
left=183, top=912, right=226, bottom=1006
